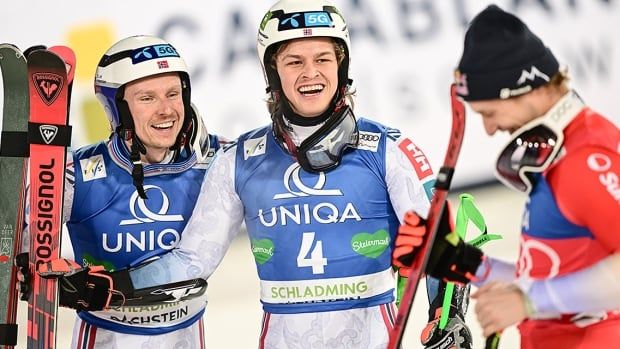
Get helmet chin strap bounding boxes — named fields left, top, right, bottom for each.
left=117, top=96, right=149, bottom=199
left=270, top=90, right=298, bottom=158
left=129, top=134, right=148, bottom=199
left=273, top=117, right=299, bottom=159
left=169, top=109, right=195, bottom=161
left=168, top=77, right=194, bottom=161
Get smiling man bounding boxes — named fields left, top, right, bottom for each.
left=118, top=1, right=475, bottom=348
left=37, top=3, right=475, bottom=348
left=121, top=72, right=187, bottom=163
left=18, top=35, right=224, bottom=348
left=394, top=5, right=620, bottom=349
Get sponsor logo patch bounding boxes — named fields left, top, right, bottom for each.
left=278, top=11, right=333, bottom=31
left=80, top=154, right=107, bottom=181
left=0, top=237, right=12, bottom=263
left=351, top=230, right=390, bottom=258
left=398, top=138, right=433, bottom=180
left=423, top=179, right=436, bottom=201
left=252, top=238, right=275, bottom=265
left=516, top=65, right=550, bottom=85
left=82, top=253, right=116, bottom=271
left=243, top=135, right=267, bottom=160
left=587, top=153, right=620, bottom=204
left=33, top=72, right=64, bottom=106
left=273, top=163, right=342, bottom=199
left=119, top=185, right=183, bottom=225
left=131, top=44, right=179, bottom=64
left=357, top=131, right=381, bottom=152
left=39, top=125, right=59, bottom=145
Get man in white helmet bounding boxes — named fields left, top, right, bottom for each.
left=18, top=35, right=224, bottom=348
left=39, top=2, right=472, bottom=348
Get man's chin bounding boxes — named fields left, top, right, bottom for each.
left=145, top=133, right=178, bottom=144
left=144, top=141, right=176, bottom=151
left=298, top=107, right=330, bottom=118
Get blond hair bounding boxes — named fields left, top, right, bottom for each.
left=547, top=66, right=570, bottom=94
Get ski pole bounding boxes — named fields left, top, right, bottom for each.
left=387, top=84, right=466, bottom=349
left=438, top=193, right=502, bottom=330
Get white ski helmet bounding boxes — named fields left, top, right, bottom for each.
left=94, top=35, right=193, bottom=140
left=94, top=35, right=201, bottom=199
left=257, top=0, right=351, bottom=94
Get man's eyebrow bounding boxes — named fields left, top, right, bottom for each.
left=280, top=51, right=335, bottom=60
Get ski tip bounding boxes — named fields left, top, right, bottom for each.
left=23, top=45, right=47, bottom=58
left=0, top=43, right=21, bottom=51
left=48, top=46, right=76, bottom=83
left=0, top=43, right=27, bottom=61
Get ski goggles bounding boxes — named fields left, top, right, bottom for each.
left=495, top=124, right=562, bottom=192
left=494, top=91, right=584, bottom=193
left=297, top=106, right=359, bottom=173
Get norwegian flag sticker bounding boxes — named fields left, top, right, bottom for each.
left=158, top=60, right=169, bottom=69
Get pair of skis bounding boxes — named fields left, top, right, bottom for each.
left=0, top=43, right=30, bottom=349
left=0, top=44, right=74, bottom=349
left=387, top=85, right=501, bottom=349
left=1, top=45, right=209, bottom=348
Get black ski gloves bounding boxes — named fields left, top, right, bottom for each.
left=392, top=203, right=485, bottom=285
left=426, top=231, right=485, bottom=285
left=37, top=258, right=133, bottom=311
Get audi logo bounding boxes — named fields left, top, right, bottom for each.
left=359, top=134, right=380, bottom=142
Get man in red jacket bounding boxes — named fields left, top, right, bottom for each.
left=393, top=5, right=620, bottom=349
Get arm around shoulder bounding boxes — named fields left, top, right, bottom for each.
left=130, top=145, right=244, bottom=288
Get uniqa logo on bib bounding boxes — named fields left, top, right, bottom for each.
left=273, top=163, right=343, bottom=199
left=102, top=185, right=184, bottom=253
left=259, top=163, right=361, bottom=227
left=120, top=185, right=184, bottom=225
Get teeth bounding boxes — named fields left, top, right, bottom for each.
left=298, top=84, right=324, bottom=93
left=153, top=121, right=173, bottom=129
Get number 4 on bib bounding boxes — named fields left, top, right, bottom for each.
left=297, top=232, right=327, bottom=274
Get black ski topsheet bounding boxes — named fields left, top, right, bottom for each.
left=388, top=84, right=466, bottom=349
left=27, top=48, right=73, bottom=349
left=0, top=43, right=29, bottom=348
left=110, top=278, right=209, bottom=307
